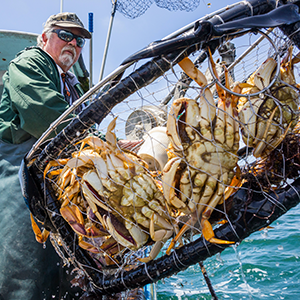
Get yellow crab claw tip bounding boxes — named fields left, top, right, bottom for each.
left=35, top=231, right=50, bottom=244
left=207, top=237, right=235, bottom=245
left=224, top=173, right=243, bottom=199
left=201, top=219, right=234, bottom=245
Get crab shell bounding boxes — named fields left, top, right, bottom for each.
left=162, top=54, right=240, bottom=220
left=238, top=50, right=299, bottom=158
left=162, top=96, right=239, bottom=216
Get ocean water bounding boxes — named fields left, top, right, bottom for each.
left=155, top=203, right=300, bottom=300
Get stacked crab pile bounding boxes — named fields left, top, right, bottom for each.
left=44, top=119, right=175, bottom=265
left=40, top=46, right=300, bottom=268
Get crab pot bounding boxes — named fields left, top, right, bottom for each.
left=137, top=127, right=170, bottom=171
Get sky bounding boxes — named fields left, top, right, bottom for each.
left=0, top=0, right=238, bottom=84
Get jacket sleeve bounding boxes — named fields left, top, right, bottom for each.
left=8, top=52, right=71, bottom=139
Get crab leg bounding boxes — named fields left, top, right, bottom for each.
left=139, top=241, right=165, bottom=263
left=224, top=165, right=243, bottom=200
left=30, top=213, right=50, bottom=244
left=78, top=135, right=111, bottom=152
left=239, top=97, right=265, bottom=145
left=141, top=207, right=173, bottom=241
left=162, top=157, right=187, bottom=210
left=200, top=173, right=234, bottom=244
left=262, top=121, right=292, bottom=155
left=223, top=66, right=238, bottom=149
left=78, top=239, right=101, bottom=254
left=253, top=106, right=278, bottom=157
left=178, top=57, right=216, bottom=140
left=139, top=214, right=174, bottom=263
left=58, top=180, right=80, bottom=201
left=43, top=159, right=69, bottom=179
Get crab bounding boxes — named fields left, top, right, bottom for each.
left=162, top=48, right=240, bottom=252
left=238, top=46, right=300, bottom=158
left=43, top=118, right=175, bottom=264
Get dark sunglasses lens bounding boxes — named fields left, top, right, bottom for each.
left=58, top=30, right=73, bottom=42
left=76, top=37, right=85, bottom=48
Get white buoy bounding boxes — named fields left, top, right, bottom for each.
left=138, top=127, right=170, bottom=171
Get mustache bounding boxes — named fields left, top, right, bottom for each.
left=61, top=45, right=76, bottom=57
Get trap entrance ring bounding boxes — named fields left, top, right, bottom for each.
left=207, top=29, right=281, bottom=98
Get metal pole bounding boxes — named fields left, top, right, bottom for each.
left=60, top=0, right=63, bottom=13
left=199, top=262, right=218, bottom=300
left=89, top=13, right=94, bottom=89
left=99, top=0, right=118, bottom=81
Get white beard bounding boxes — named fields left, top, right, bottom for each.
left=59, top=46, right=76, bottom=68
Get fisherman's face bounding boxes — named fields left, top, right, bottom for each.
left=42, top=26, right=83, bottom=72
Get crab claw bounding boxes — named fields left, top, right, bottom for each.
left=30, top=213, right=50, bottom=244
left=60, top=205, right=86, bottom=236
left=166, top=98, right=187, bottom=151
left=105, top=117, right=118, bottom=147
left=201, top=219, right=234, bottom=245
left=253, top=58, right=277, bottom=90
left=60, top=205, right=107, bottom=238
left=139, top=241, right=164, bottom=263
left=78, top=239, right=101, bottom=253
left=162, top=157, right=188, bottom=210
left=82, top=170, right=112, bottom=210
left=103, top=214, right=148, bottom=250
left=60, top=205, right=86, bottom=235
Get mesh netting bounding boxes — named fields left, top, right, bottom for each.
left=23, top=0, right=300, bottom=297
left=116, top=0, right=201, bottom=19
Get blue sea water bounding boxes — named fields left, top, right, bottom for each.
left=155, top=203, right=300, bottom=299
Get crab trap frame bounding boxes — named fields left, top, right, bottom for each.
left=20, top=0, right=300, bottom=297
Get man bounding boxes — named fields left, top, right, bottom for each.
left=0, top=12, right=91, bottom=300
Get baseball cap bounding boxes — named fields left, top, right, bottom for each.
left=45, top=12, right=91, bottom=39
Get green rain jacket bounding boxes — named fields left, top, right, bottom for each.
left=0, top=46, right=84, bottom=144
left=0, top=47, right=84, bottom=299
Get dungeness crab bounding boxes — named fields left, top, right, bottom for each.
left=162, top=48, right=240, bottom=252
left=238, top=46, right=300, bottom=158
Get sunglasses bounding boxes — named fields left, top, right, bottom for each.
left=52, top=29, right=85, bottom=48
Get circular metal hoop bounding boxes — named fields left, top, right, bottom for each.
left=207, top=29, right=281, bottom=98
left=23, top=0, right=300, bottom=297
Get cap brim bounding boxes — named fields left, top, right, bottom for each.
left=54, top=21, right=91, bottom=39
